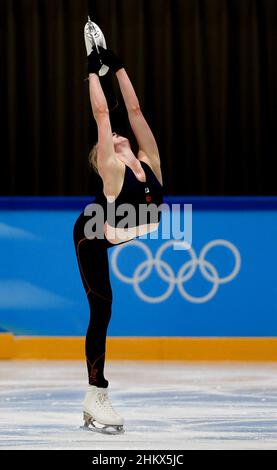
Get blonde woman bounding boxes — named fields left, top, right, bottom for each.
left=73, top=36, right=163, bottom=434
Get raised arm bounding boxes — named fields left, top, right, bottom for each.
left=89, top=74, right=115, bottom=174
left=115, top=69, right=160, bottom=166
left=87, top=52, right=116, bottom=173
left=97, top=47, right=161, bottom=167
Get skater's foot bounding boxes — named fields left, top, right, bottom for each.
left=82, top=385, right=124, bottom=434
left=84, top=19, right=109, bottom=76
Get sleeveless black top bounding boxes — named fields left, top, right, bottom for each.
left=94, top=160, right=163, bottom=229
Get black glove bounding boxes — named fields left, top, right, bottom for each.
left=98, top=46, right=124, bottom=73
left=88, top=48, right=102, bottom=75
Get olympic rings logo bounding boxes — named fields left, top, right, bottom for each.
left=111, top=240, right=241, bottom=304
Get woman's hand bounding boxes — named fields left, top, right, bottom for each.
left=98, top=47, right=124, bottom=73
left=88, top=48, right=103, bottom=75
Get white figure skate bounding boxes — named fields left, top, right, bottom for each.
left=81, top=386, right=125, bottom=435
left=84, top=17, right=109, bottom=76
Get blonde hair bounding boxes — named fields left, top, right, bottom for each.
left=89, top=144, right=98, bottom=174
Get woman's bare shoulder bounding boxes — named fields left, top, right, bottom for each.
left=100, top=158, right=126, bottom=199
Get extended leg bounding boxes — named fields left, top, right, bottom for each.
left=74, top=231, right=112, bottom=388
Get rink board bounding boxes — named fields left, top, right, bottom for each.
left=0, top=197, right=277, bottom=360
left=1, top=335, right=277, bottom=361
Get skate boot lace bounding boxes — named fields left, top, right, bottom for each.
left=96, top=390, right=119, bottom=416
left=85, top=22, right=101, bottom=42
left=85, top=24, right=94, bottom=41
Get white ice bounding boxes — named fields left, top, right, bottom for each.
left=0, top=361, right=277, bottom=450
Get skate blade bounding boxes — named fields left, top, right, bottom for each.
left=81, top=413, right=125, bottom=435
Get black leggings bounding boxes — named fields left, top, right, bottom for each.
left=73, top=213, right=127, bottom=388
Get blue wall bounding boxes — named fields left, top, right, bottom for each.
left=0, top=197, right=276, bottom=337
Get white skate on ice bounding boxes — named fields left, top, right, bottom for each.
left=81, top=386, right=125, bottom=435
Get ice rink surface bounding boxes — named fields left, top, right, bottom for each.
left=0, top=360, right=277, bottom=450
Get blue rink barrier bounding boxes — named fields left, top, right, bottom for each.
left=0, top=197, right=276, bottom=337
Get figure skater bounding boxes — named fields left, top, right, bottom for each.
left=73, top=20, right=163, bottom=434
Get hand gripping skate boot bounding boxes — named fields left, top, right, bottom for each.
left=82, top=386, right=125, bottom=435
left=84, top=17, right=109, bottom=76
